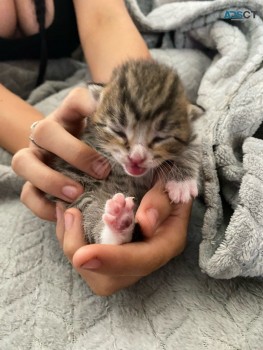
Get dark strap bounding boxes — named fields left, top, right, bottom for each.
left=34, top=0, right=48, bottom=86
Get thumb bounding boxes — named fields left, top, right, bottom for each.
left=62, top=208, right=87, bottom=261
left=50, top=87, right=98, bottom=135
left=135, top=181, right=173, bottom=238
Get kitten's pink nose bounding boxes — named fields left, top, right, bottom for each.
left=125, top=144, right=148, bottom=176
left=128, top=155, right=146, bottom=166
left=128, top=144, right=147, bottom=165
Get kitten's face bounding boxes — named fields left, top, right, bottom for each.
left=94, top=112, right=190, bottom=177
left=89, top=60, right=197, bottom=177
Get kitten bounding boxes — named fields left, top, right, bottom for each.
left=53, top=60, right=202, bottom=245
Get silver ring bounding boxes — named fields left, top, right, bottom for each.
left=29, top=135, right=43, bottom=149
left=29, top=121, right=44, bottom=149
left=30, top=121, right=40, bottom=130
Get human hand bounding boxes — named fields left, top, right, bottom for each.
left=12, top=87, right=111, bottom=221
left=56, top=181, right=192, bottom=296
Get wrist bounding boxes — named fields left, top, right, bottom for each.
left=0, top=85, right=44, bottom=153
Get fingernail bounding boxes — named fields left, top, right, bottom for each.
left=146, top=208, right=159, bottom=230
left=81, top=259, right=101, bottom=270
left=64, top=212, right=74, bottom=230
left=92, top=159, right=110, bottom=178
left=62, top=185, right=80, bottom=200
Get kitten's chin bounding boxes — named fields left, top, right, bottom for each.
left=124, top=164, right=148, bottom=177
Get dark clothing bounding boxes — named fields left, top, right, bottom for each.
left=0, top=0, right=80, bottom=61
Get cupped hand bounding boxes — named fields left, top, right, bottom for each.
left=56, top=180, right=192, bottom=296
left=12, top=87, right=110, bottom=221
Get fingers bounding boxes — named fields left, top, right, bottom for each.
left=135, top=180, right=174, bottom=237
left=57, top=203, right=190, bottom=296
left=55, top=207, right=140, bottom=296
left=12, top=86, right=110, bottom=222
left=72, top=205, right=189, bottom=278
left=55, top=203, right=65, bottom=244
left=72, top=237, right=173, bottom=277
left=21, top=181, right=56, bottom=221
left=12, top=148, right=84, bottom=202
left=55, top=207, right=139, bottom=296
left=56, top=207, right=87, bottom=261
left=73, top=243, right=153, bottom=277
left=50, top=87, right=98, bottom=130
left=84, top=274, right=140, bottom=297
left=30, top=119, right=110, bottom=179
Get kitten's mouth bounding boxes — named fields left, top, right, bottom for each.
left=124, top=164, right=147, bottom=177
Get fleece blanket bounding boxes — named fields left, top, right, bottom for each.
left=0, top=0, right=263, bottom=349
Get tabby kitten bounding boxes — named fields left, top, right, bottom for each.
left=54, top=60, right=202, bottom=245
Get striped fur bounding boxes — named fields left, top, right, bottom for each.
left=53, top=60, right=202, bottom=244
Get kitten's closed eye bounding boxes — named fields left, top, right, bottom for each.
left=96, top=122, right=127, bottom=141
left=96, top=122, right=107, bottom=128
left=151, top=136, right=166, bottom=144
left=151, top=135, right=186, bottom=146
left=111, top=128, right=127, bottom=139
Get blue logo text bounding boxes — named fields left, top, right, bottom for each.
left=223, top=10, right=256, bottom=20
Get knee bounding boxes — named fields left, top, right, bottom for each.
left=0, top=1, right=17, bottom=38
left=14, top=0, right=55, bottom=36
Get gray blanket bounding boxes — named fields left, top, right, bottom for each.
left=0, top=0, right=262, bottom=348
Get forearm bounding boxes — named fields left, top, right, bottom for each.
left=0, top=84, right=44, bottom=153
left=73, top=0, right=151, bottom=83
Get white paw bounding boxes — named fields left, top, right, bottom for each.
left=101, top=193, right=135, bottom=244
left=165, top=179, right=198, bottom=204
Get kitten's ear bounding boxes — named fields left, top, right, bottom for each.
left=87, top=82, right=105, bottom=104
left=187, top=104, right=204, bottom=122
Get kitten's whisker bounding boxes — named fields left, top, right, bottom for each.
left=148, top=167, right=155, bottom=186
left=98, top=155, right=116, bottom=169
left=108, top=161, right=117, bottom=172
left=164, top=163, right=178, bottom=180
left=163, top=164, right=171, bottom=182
left=157, top=159, right=178, bottom=185
left=84, top=153, right=103, bottom=164
left=156, top=164, right=168, bottom=185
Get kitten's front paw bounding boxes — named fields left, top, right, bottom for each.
left=101, top=193, right=135, bottom=244
left=165, top=179, right=198, bottom=204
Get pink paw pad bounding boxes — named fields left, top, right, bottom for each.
left=102, top=193, right=135, bottom=234
left=165, top=179, right=198, bottom=203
